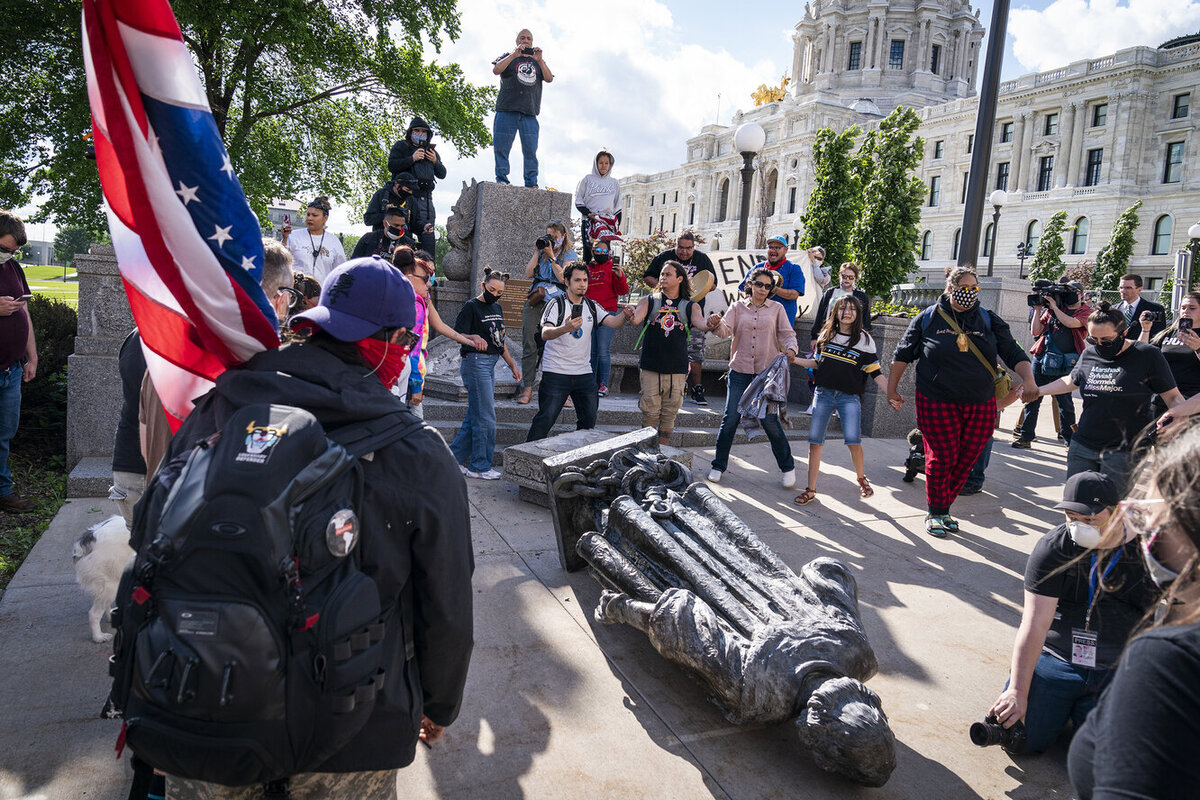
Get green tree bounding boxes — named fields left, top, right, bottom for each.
left=3, top=0, right=493, bottom=233
left=53, top=227, right=92, bottom=265
left=1027, top=210, right=1071, bottom=282
left=434, top=224, right=450, bottom=271
left=798, top=126, right=861, bottom=271
left=621, top=232, right=675, bottom=288
left=1092, top=201, right=1143, bottom=290
left=848, top=107, right=926, bottom=299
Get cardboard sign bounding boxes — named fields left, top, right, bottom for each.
left=702, top=250, right=825, bottom=320
left=498, top=278, right=531, bottom=331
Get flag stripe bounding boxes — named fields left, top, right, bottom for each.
left=119, top=21, right=209, bottom=110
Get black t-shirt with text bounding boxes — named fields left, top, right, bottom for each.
left=493, top=53, right=544, bottom=116
left=454, top=298, right=506, bottom=357
left=639, top=296, right=696, bottom=374
left=1024, top=524, right=1157, bottom=668
left=1157, top=335, right=1200, bottom=398
left=813, top=332, right=881, bottom=396
left=1069, top=341, right=1176, bottom=450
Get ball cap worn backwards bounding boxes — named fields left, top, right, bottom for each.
left=1054, top=470, right=1119, bottom=516
left=292, top=256, right=416, bottom=342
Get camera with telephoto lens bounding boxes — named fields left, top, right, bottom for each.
left=536, top=236, right=551, bottom=250
left=1026, top=278, right=1075, bottom=308
left=969, top=715, right=1027, bottom=754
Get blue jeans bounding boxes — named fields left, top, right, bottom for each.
left=526, top=371, right=598, bottom=442
left=1015, top=652, right=1112, bottom=753
left=711, top=370, right=794, bottom=472
left=966, top=433, right=994, bottom=489
left=1066, top=438, right=1132, bottom=492
left=809, top=386, right=862, bottom=445
left=591, top=323, right=617, bottom=388
left=1018, top=363, right=1077, bottom=441
left=449, top=353, right=499, bottom=472
left=0, top=363, right=22, bottom=497
left=493, top=111, right=539, bottom=187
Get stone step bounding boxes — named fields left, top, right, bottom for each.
left=420, top=396, right=723, bottom=426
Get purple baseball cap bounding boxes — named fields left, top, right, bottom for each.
left=291, top=256, right=416, bottom=342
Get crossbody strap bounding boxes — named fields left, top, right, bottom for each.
left=936, top=307, right=1000, bottom=380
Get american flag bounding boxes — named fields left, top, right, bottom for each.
left=82, top=0, right=281, bottom=430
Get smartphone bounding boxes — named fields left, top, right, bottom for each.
left=1180, top=317, right=1194, bottom=332
left=571, top=303, right=582, bottom=320
left=16, top=294, right=32, bottom=302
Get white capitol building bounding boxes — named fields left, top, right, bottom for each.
left=618, top=0, right=1198, bottom=291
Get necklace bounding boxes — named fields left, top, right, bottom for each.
left=308, top=230, right=326, bottom=261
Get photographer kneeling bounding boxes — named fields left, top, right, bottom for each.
left=1014, top=280, right=1090, bottom=448
left=985, top=471, right=1157, bottom=754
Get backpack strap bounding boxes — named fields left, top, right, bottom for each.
left=634, top=293, right=664, bottom=351
left=936, top=306, right=1001, bottom=379
left=329, top=408, right=426, bottom=459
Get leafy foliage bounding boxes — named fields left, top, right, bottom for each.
left=1028, top=210, right=1070, bottom=282
left=798, top=126, right=861, bottom=271
left=1062, top=259, right=1096, bottom=289
left=53, top=227, right=92, bottom=265
left=848, top=108, right=925, bottom=300
left=621, top=231, right=674, bottom=287
left=1093, top=201, right=1143, bottom=290
left=17, top=297, right=77, bottom=465
left=0, top=452, right=67, bottom=590
left=3, top=0, right=494, bottom=231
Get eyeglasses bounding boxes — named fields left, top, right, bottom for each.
left=275, top=286, right=304, bottom=309
left=594, top=250, right=610, bottom=256
left=1118, top=498, right=1167, bottom=541
left=750, top=281, right=773, bottom=290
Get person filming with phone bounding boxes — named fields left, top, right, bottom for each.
left=525, top=262, right=626, bottom=442
left=0, top=210, right=38, bottom=513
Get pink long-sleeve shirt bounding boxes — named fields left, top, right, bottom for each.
left=715, top=298, right=799, bottom=374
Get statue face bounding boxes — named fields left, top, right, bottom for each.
left=796, top=677, right=896, bottom=788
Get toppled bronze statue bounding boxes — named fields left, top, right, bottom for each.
left=553, top=448, right=896, bottom=787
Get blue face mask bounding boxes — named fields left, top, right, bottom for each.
left=412, top=131, right=430, bottom=146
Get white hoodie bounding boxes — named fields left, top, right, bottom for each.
left=575, top=153, right=621, bottom=216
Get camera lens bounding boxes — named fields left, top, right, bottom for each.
left=969, top=721, right=1005, bottom=747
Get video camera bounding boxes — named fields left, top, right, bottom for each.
left=1026, top=278, right=1077, bottom=308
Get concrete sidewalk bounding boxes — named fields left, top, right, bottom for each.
left=0, top=403, right=1078, bottom=799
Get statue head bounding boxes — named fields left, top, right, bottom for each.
left=795, top=676, right=896, bottom=787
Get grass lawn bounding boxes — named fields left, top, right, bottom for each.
left=28, top=281, right=79, bottom=308
left=23, top=265, right=78, bottom=281
left=0, top=453, right=68, bottom=592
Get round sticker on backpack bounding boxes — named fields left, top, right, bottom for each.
left=325, top=509, right=359, bottom=557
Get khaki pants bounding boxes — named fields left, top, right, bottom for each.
left=639, top=369, right=686, bottom=433
left=168, top=770, right=398, bottom=800
left=109, top=470, right=146, bottom=527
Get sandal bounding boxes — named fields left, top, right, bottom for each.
left=857, top=475, right=873, bottom=498
left=924, top=514, right=949, bottom=538
left=944, top=515, right=960, bottom=533
left=794, top=488, right=818, bottom=506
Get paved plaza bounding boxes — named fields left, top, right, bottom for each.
left=0, top=403, right=1078, bottom=799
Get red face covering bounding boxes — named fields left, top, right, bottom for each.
left=355, top=336, right=411, bottom=390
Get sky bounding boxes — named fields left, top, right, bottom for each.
left=21, top=0, right=1200, bottom=242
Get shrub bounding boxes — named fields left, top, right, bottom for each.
left=15, top=296, right=77, bottom=467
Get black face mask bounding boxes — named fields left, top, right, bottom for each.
left=385, top=224, right=404, bottom=240
left=593, top=251, right=610, bottom=263
left=1094, top=338, right=1124, bottom=359
left=481, top=289, right=502, bottom=304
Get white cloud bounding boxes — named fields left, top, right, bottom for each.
left=1009, top=0, right=1200, bottom=74
left=329, top=0, right=783, bottom=238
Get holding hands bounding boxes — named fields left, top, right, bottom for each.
left=706, top=312, right=722, bottom=331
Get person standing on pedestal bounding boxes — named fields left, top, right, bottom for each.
left=492, top=30, right=553, bottom=188
left=387, top=118, right=446, bottom=256
left=575, top=150, right=621, bottom=264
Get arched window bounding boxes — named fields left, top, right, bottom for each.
left=920, top=230, right=932, bottom=260
left=982, top=223, right=995, bottom=257
left=1071, top=216, right=1089, bottom=255
left=1026, top=219, right=1041, bottom=253
left=763, top=169, right=779, bottom=216
left=951, top=228, right=962, bottom=260
left=1152, top=215, right=1174, bottom=255
left=716, top=179, right=729, bottom=223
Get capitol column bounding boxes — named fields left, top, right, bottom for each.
left=1012, top=111, right=1031, bottom=191
left=1066, top=99, right=1086, bottom=187
left=864, top=16, right=876, bottom=69
left=1056, top=102, right=1076, bottom=188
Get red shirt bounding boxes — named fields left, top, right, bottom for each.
left=0, top=260, right=31, bottom=370
left=585, top=260, right=629, bottom=312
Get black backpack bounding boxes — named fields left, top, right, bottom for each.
left=107, top=402, right=423, bottom=787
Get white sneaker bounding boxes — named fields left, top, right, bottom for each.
left=467, top=468, right=503, bottom=480
left=707, top=468, right=723, bottom=483
left=781, top=469, right=797, bottom=489
left=458, top=463, right=469, bottom=476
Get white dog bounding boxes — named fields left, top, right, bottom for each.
left=73, top=515, right=135, bottom=643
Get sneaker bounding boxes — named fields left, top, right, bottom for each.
left=1011, top=438, right=1033, bottom=449
left=707, top=468, right=723, bottom=483
left=0, top=491, right=33, bottom=513
left=458, top=463, right=469, bottom=476
left=692, top=385, right=708, bottom=406
left=466, top=468, right=503, bottom=480
left=598, top=383, right=608, bottom=397
left=781, top=469, right=797, bottom=489
left=959, top=484, right=983, bottom=496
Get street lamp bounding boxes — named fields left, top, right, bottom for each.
left=792, top=215, right=804, bottom=249
left=1016, top=241, right=1031, bottom=278
left=733, top=121, right=765, bottom=249
left=986, top=189, right=1007, bottom=277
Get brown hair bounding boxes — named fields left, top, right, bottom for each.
left=742, top=266, right=777, bottom=298
left=1089, top=300, right=1129, bottom=334
left=1152, top=292, right=1200, bottom=346
left=817, top=294, right=865, bottom=351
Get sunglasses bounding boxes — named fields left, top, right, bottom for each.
left=594, top=250, right=610, bottom=256
left=954, top=285, right=981, bottom=293
left=750, top=281, right=773, bottom=290
left=1085, top=336, right=1119, bottom=346
left=395, top=329, right=421, bottom=349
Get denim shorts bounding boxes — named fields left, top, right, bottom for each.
left=809, top=387, right=863, bottom=445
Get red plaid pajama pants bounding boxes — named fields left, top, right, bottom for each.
left=916, top=391, right=997, bottom=513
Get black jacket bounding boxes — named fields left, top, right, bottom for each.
left=893, top=297, right=1030, bottom=404
left=387, top=116, right=447, bottom=191
left=1122, top=297, right=1167, bottom=340
left=363, top=184, right=413, bottom=230
left=164, top=343, right=475, bottom=771
left=352, top=229, right=416, bottom=260
left=810, top=287, right=872, bottom=341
